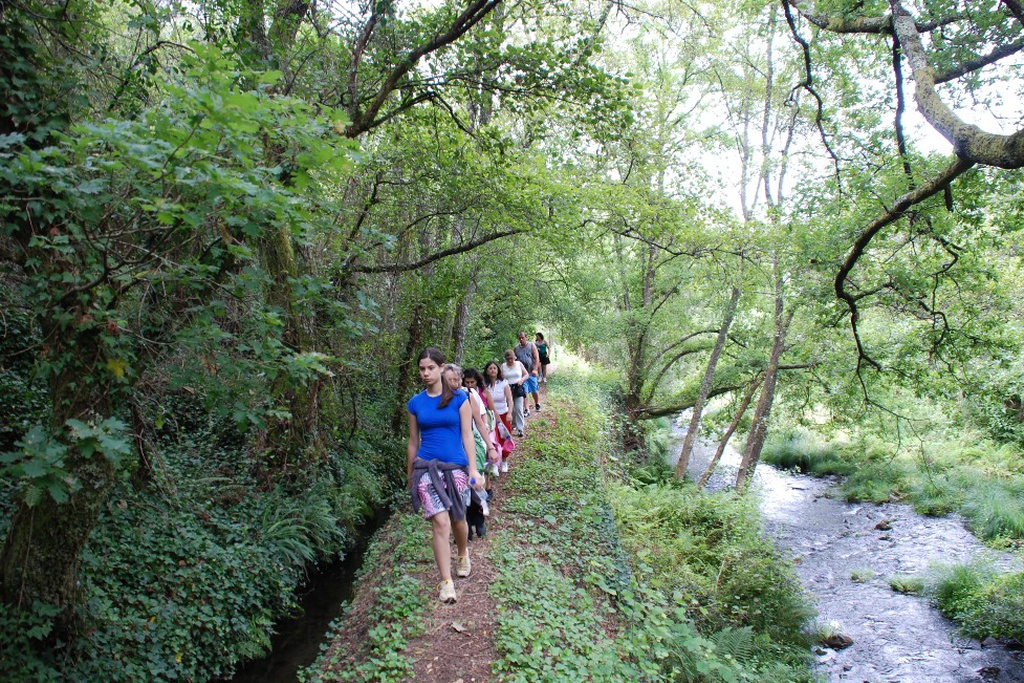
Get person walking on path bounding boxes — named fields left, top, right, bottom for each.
left=462, top=367, right=499, bottom=477
left=483, top=359, right=516, bottom=471
left=443, top=364, right=497, bottom=506
left=515, top=332, right=541, bottom=413
left=407, top=348, right=483, bottom=603
left=535, top=332, right=551, bottom=383
left=502, top=349, right=529, bottom=438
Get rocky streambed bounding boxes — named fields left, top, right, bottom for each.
left=670, top=419, right=1024, bottom=683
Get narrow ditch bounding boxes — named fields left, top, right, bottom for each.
left=226, top=510, right=389, bottom=683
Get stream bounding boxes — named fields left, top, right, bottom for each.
left=668, top=416, right=1024, bottom=683
left=226, top=511, right=387, bottom=683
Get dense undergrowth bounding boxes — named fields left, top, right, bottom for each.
left=0, top=386, right=392, bottom=681
left=303, top=366, right=815, bottom=682
left=761, top=426, right=1024, bottom=644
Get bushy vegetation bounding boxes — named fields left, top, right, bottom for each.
left=0, top=388, right=388, bottom=681
left=931, top=562, right=1024, bottom=643
left=492, top=370, right=815, bottom=682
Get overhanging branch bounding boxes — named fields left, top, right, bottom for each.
left=349, top=227, right=525, bottom=274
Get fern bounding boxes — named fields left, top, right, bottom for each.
left=708, top=626, right=756, bottom=664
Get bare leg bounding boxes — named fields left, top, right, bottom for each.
left=452, top=518, right=468, bottom=558
left=430, top=512, right=453, bottom=581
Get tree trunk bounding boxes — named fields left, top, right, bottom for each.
left=735, top=305, right=794, bottom=492
left=0, top=321, right=116, bottom=629
left=676, top=285, right=741, bottom=479
left=620, top=240, right=656, bottom=453
left=696, top=372, right=763, bottom=490
left=452, top=269, right=478, bottom=365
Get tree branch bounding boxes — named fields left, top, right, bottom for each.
left=349, top=227, right=525, bottom=274
left=782, top=0, right=841, bottom=183
left=345, top=0, right=501, bottom=137
left=890, top=0, right=1024, bottom=168
left=634, top=384, right=743, bottom=420
left=787, top=0, right=961, bottom=34
left=934, top=39, right=1024, bottom=84
left=834, top=155, right=974, bottom=371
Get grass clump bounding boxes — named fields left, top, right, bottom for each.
left=761, top=429, right=852, bottom=476
left=931, top=562, right=1024, bottom=642
left=850, top=568, right=875, bottom=583
left=960, top=479, right=1024, bottom=542
left=888, top=575, right=925, bottom=595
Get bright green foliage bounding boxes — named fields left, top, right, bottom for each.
left=491, top=369, right=813, bottom=681
left=610, top=482, right=813, bottom=648
left=928, top=561, right=1024, bottom=642
left=951, top=571, right=1024, bottom=642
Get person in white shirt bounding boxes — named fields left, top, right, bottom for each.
left=483, top=360, right=515, bottom=472
left=502, top=349, right=528, bottom=438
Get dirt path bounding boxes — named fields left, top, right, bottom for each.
left=400, top=392, right=555, bottom=683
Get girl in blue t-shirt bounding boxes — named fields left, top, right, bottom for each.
left=407, top=347, right=482, bottom=603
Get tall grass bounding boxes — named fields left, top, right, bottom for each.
left=761, top=429, right=853, bottom=476
left=931, top=562, right=1024, bottom=642
left=960, top=479, right=1024, bottom=541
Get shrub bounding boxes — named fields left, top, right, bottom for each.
left=963, top=572, right=1024, bottom=641
left=931, top=562, right=994, bottom=621
left=932, top=563, right=1024, bottom=642
left=762, top=429, right=852, bottom=476
left=960, top=479, right=1024, bottom=542
left=610, top=482, right=813, bottom=648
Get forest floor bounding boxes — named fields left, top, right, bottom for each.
left=307, top=388, right=557, bottom=683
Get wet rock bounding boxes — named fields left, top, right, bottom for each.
left=978, top=665, right=1001, bottom=680
left=875, top=519, right=893, bottom=531
left=823, top=633, right=855, bottom=650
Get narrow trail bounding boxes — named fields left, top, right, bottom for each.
left=309, top=386, right=557, bottom=683
left=670, top=417, right=1024, bottom=683
left=400, top=395, right=559, bottom=683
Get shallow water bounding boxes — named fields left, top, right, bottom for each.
left=668, top=417, right=1024, bottom=683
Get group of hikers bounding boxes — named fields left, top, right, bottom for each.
left=406, top=332, right=552, bottom=603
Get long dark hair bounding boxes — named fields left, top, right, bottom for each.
left=419, top=347, right=454, bottom=408
left=482, top=360, right=502, bottom=388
